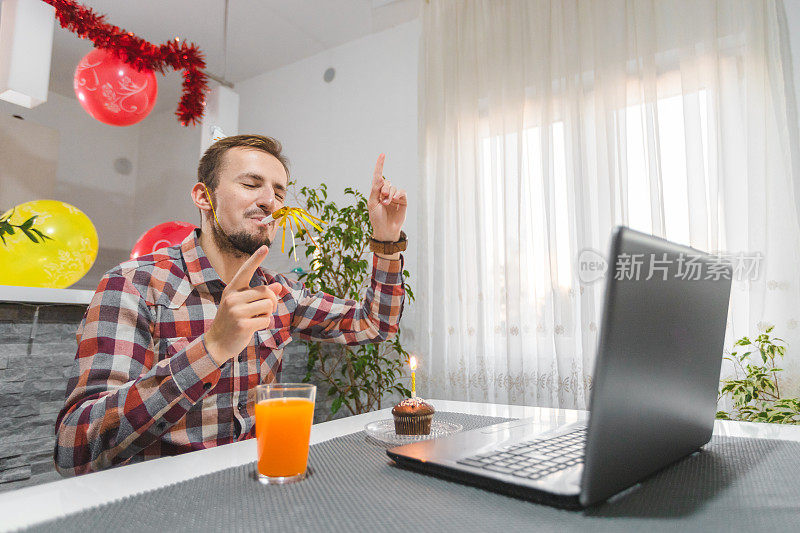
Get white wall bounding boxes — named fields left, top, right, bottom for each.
left=133, top=107, right=203, bottom=238
left=237, top=20, right=421, bottom=329
left=0, top=113, right=58, bottom=208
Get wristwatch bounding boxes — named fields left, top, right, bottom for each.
left=369, top=231, right=408, bottom=254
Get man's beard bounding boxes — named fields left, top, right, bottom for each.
left=210, top=217, right=272, bottom=257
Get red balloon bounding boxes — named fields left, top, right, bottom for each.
left=130, top=222, right=198, bottom=259
left=74, top=48, right=158, bottom=126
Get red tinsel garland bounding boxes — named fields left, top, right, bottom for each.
left=42, top=0, right=209, bottom=126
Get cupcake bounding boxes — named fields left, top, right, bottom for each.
left=391, top=398, right=435, bottom=435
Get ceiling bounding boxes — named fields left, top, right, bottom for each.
left=48, top=0, right=421, bottom=113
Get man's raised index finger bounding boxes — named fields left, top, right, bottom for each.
left=372, top=153, right=386, bottom=190
left=229, top=245, right=268, bottom=290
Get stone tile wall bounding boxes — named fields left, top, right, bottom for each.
left=0, top=303, right=84, bottom=493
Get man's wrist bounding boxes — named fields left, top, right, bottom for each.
left=371, top=232, right=401, bottom=242
left=203, top=333, right=228, bottom=367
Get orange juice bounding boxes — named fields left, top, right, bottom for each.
left=255, top=397, right=315, bottom=477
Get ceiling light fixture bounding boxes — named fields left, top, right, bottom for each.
left=0, top=0, right=56, bottom=108
left=200, top=0, right=239, bottom=154
left=205, top=0, right=233, bottom=89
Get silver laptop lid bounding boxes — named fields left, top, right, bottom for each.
left=580, top=227, right=732, bottom=506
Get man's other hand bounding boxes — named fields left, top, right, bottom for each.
left=368, top=153, right=407, bottom=243
left=205, top=245, right=282, bottom=366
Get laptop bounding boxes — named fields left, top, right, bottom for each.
left=386, top=226, right=733, bottom=508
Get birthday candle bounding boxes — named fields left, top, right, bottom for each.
left=409, top=355, right=417, bottom=398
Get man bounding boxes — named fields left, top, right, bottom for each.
left=54, top=135, right=407, bottom=476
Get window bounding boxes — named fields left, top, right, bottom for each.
left=623, top=90, right=710, bottom=246
left=479, top=89, right=711, bottom=295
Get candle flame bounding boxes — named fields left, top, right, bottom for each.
left=409, top=356, right=417, bottom=370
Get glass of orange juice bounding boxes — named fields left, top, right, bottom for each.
left=255, top=383, right=316, bottom=484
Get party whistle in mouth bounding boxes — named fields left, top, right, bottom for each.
left=268, top=206, right=325, bottom=260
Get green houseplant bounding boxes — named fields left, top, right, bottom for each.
left=716, top=326, right=800, bottom=424
left=285, top=183, right=414, bottom=419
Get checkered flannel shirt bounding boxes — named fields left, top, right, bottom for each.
left=54, top=230, right=405, bottom=476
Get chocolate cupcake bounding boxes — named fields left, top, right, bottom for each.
left=391, top=398, right=435, bottom=435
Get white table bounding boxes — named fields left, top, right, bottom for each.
left=2, top=399, right=799, bottom=531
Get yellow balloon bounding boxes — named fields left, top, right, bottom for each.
left=0, top=200, right=99, bottom=288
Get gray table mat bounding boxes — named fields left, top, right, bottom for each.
left=26, top=412, right=800, bottom=532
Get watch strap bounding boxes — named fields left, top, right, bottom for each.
left=369, top=231, right=408, bottom=254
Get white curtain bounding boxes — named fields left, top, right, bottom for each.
left=415, top=0, right=800, bottom=409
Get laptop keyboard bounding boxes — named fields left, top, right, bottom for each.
left=456, top=426, right=586, bottom=480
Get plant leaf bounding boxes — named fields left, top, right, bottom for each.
left=21, top=228, right=39, bottom=243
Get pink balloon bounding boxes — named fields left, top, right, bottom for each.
left=74, top=48, right=158, bottom=127
left=130, top=222, right=197, bottom=259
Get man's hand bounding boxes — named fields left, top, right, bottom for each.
left=204, top=245, right=283, bottom=366
left=368, top=153, right=407, bottom=243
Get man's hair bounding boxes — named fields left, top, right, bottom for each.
left=197, top=134, right=290, bottom=191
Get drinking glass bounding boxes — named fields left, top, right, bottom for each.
left=255, top=383, right=316, bottom=484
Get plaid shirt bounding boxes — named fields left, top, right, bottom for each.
left=54, top=230, right=404, bottom=476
